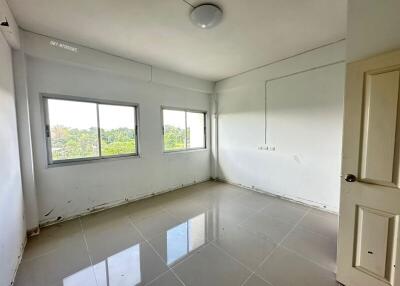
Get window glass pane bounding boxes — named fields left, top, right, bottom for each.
left=187, top=112, right=205, bottom=149
left=99, top=104, right=136, bottom=156
left=163, top=109, right=186, bottom=151
left=47, top=99, right=99, bottom=160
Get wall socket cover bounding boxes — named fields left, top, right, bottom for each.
left=258, top=145, right=276, bottom=151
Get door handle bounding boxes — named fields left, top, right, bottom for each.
left=345, top=174, right=357, bottom=182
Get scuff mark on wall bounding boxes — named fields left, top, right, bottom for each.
left=44, top=208, right=55, bottom=217
left=39, top=178, right=211, bottom=228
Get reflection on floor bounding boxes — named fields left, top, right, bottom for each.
left=14, top=181, right=339, bottom=286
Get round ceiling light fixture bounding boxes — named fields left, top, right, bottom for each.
left=190, top=4, right=223, bottom=29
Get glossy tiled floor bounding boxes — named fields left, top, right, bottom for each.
left=15, top=181, right=339, bottom=286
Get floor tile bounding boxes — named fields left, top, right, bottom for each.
left=260, top=199, right=309, bottom=224
left=58, top=265, right=98, bottom=286
left=14, top=230, right=93, bottom=286
left=299, top=209, right=338, bottom=239
left=22, top=219, right=82, bottom=261
left=173, top=243, right=251, bottom=286
left=124, top=197, right=164, bottom=222
left=162, top=199, right=209, bottom=222
left=148, top=211, right=213, bottom=266
left=282, top=226, right=337, bottom=272
left=82, top=214, right=143, bottom=263
left=14, top=181, right=339, bottom=286
left=214, top=224, right=276, bottom=271
left=192, top=180, right=222, bottom=191
left=256, top=247, right=337, bottom=286
left=146, top=271, right=184, bottom=286
left=236, top=191, right=276, bottom=211
left=241, top=212, right=295, bottom=243
left=206, top=183, right=249, bottom=201
left=211, top=203, right=259, bottom=228
left=92, top=240, right=168, bottom=286
left=243, top=274, right=273, bottom=286
left=131, top=210, right=180, bottom=240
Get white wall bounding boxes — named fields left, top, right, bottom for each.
left=215, top=41, right=346, bottom=212
left=13, top=49, right=39, bottom=234
left=16, top=31, right=212, bottom=226
left=0, top=31, right=26, bottom=286
left=347, top=0, right=400, bottom=62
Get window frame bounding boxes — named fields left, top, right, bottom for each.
left=42, top=93, right=140, bottom=166
left=161, top=106, right=207, bottom=153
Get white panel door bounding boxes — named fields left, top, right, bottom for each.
left=337, top=50, right=400, bottom=286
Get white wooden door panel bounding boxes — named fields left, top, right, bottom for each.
left=338, top=183, right=400, bottom=286
left=360, top=71, right=400, bottom=186
left=355, top=206, right=393, bottom=280
left=337, top=50, right=400, bottom=286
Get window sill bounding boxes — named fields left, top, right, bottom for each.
left=163, top=148, right=209, bottom=155
left=46, top=154, right=140, bottom=168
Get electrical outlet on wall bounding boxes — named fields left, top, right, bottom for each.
left=257, top=145, right=276, bottom=151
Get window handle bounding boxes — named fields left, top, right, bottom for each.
left=45, top=125, right=50, bottom=138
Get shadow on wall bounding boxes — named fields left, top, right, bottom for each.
left=216, top=62, right=345, bottom=212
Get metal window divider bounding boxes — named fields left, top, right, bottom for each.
left=96, top=103, right=102, bottom=158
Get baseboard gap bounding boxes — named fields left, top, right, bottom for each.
left=38, top=178, right=212, bottom=229
left=216, top=177, right=338, bottom=215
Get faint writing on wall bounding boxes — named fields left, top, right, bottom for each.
left=49, top=40, right=78, bottom=53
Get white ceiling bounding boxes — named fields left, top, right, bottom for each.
left=7, top=0, right=347, bottom=81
